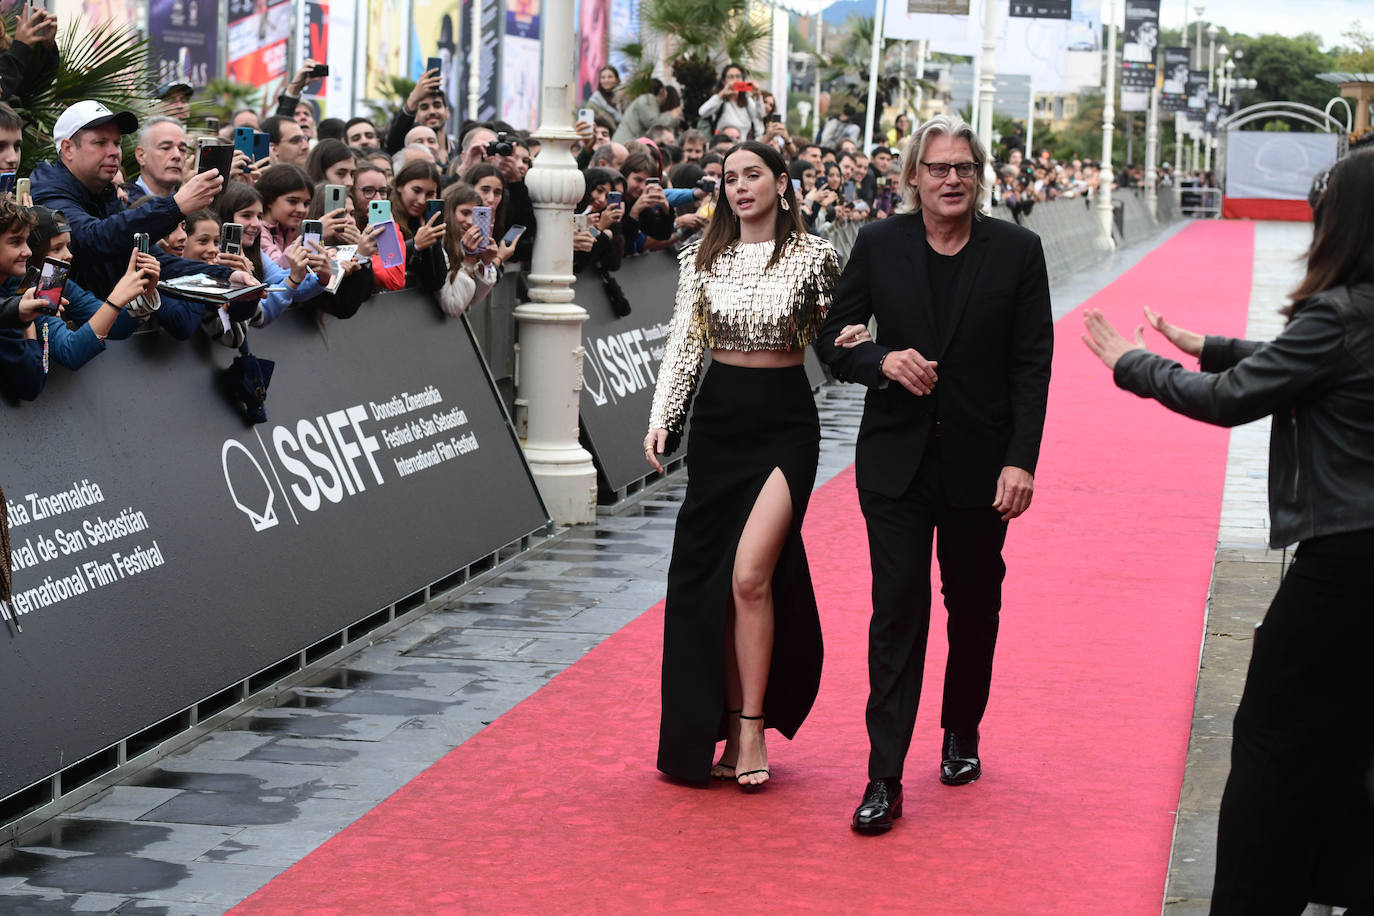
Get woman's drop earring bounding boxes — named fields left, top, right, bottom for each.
left=780, top=196, right=790, bottom=211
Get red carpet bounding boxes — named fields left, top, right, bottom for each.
left=234, top=221, right=1255, bottom=915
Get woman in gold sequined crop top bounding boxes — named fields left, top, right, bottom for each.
left=643, top=140, right=849, bottom=789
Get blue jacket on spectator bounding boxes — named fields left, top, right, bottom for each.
left=0, top=276, right=108, bottom=370
left=30, top=161, right=231, bottom=302
left=0, top=328, right=44, bottom=401
left=664, top=188, right=696, bottom=208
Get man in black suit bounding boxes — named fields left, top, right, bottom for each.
left=816, top=114, right=1053, bottom=833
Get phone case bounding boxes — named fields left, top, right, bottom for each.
left=221, top=223, right=243, bottom=255
left=368, top=200, right=392, bottom=226
left=198, top=143, right=233, bottom=176
left=234, top=127, right=255, bottom=158
left=253, top=131, right=270, bottom=162
left=472, top=206, right=493, bottom=250
left=325, top=185, right=347, bottom=213
left=0, top=171, right=15, bottom=193
left=426, top=199, right=444, bottom=222
left=373, top=221, right=405, bottom=268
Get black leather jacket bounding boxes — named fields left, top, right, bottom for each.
left=1114, top=283, right=1374, bottom=548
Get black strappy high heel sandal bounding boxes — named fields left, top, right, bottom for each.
left=710, top=710, right=742, bottom=779
left=735, top=713, right=770, bottom=791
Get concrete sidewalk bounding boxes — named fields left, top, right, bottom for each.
left=0, top=220, right=1301, bottom=915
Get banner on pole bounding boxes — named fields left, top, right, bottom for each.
left=148, top=0, right=218, bottom=88
left=1120, top=0, right=1159, bottom=111
left=226, top=0, right=293, bottom=90
left=908, top=0, right=968, bottom=12
left=1009, top=0, right=1070, bottom=18
left=1160, top=46, right=1190, bottom=111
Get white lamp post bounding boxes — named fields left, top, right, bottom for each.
left=513, top=0, right=598, bottom=525
left=976, top=0, right=999, bottom=210
left=1096, top=0, right=1118, bottom=248
left=1204, top=26, right=1218, bottom=172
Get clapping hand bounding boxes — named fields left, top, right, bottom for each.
left=1143, top=307, right=1203, bottom=358
left=1081, top=308, right=1147, bottom=371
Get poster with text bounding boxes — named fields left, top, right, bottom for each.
left=1120, top=0, right=1159, bottom=111
left=502, top=0, right=540, bottom=129
left=227, top=0, right=293, bottom=91
left=149, top=0, right=219, bottom=88
left=1160, top=46, right=1190, bottom=111
left=1010, top=0, right=1069, bottom=18
left=607, top=0, right=639, bottom=79
left=578, top=0, right=610, bottom=107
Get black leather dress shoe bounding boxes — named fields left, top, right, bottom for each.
left=851, top=779, right=903, bottom=833
left=940, top=729, right=981, bottom=785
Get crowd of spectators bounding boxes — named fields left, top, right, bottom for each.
left=0, top=34, right=553, bottom=409
left=1, top=25, right=1189, bottom=409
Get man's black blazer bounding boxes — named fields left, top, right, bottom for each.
left=816, top=211, right=1053, bottom=504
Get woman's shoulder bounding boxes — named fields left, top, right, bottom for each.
left=785, top=231, right=838, bottom=262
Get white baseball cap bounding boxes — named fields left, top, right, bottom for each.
left=52, top=100, right=139, bottom=151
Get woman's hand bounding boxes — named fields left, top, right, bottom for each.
left=1081, top=309, right=1147, bottom=371
left=356, top=224, right=384, bottom=258
left=834, top=323, right=872, bottom=349
left=572, top=229, right=595, bottom=253
left=459, top=225, right=483, bottom=258
left=1143, top=306, right=1204, bottom=358
left=215, top=251, right=254, bottom=274
left=14, top=6, right=58, bottom=45
left=488, top=235, right=517, bottom=264
left=109, top=249, right=152, bottom=307
left=322, top=207, right=355, bottom=244
left=414, top=213, right=445, bottom=251
left=600, top=203, right=624, bottom=227
left=286, top=238, right=313, bottom=282
left=303, top=239, right=333, bottom=280
left=644, top=429, right=668, bottom=474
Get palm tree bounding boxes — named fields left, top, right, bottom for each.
left=3, top=18, right=157, bottom=175
left=626, top=0, right=771, bottom=125
left=821, top=16, right=935, bottom=124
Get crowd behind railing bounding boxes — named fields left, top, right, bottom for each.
left=1, top=27, right=1163, bottom=413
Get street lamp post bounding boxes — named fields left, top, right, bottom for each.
left=512, top=0, right=598, bottom=525
left=1192, top=4, right=1204, bottom=176
left=1096, top=0, right=1118, bottom=248
left=976, top=0, right=998, bottom=210
left=1205, top=26, right=1218, bottom=172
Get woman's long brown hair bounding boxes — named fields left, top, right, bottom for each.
left=694, top=140, right=805, bottom=274
left=1287, top=148, right=1374, bottom=316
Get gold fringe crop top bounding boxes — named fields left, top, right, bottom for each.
left=647, top=233, right=841, bottom=441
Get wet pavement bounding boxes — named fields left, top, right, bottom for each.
left=0, top=221, right=1303, bottom=915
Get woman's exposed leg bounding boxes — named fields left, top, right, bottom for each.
left=732, top=468, right=794, bottom=787
left=711, top=601, right=744, bottom=778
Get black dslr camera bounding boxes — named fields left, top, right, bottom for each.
left=485, top=132, right=515, bottom=158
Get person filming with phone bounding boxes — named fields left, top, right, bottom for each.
left=385, top=62, right=457, bottom=167
left=696, top=63, right=764, bottom=142
left=0, top=201, right=159, bottom=401
left=30, top=101, right=253, bottom=307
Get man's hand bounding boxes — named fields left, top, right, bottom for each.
left=287, top=60, right=319, bottom=97
left=880, top=348, right=938, bottom=395
left=1143, top=306, right=1204, bottom=358
left=174, top=169, right=223, bottom=214
left=1081, top=308, right=1147, bottom=371
left=674, top=212, right=706, bottom=232
left=573, top=229, right=595, bottom=253
left=573, top=119, right=595, bottom=150
left=993, top=466, right=1034, bottom=521
left=18, top=288, right=47, bottom=323
left=406, top=69, right=442, bottom=113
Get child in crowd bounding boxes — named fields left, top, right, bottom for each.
left=0, top=202, right=159, bottom=400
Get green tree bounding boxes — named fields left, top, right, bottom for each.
left=632, top=0, right=771, bottom=125
left=820, top=16, right=934, bottom=123
left=1226, top=33, right=1336, bottom=113
left=3, top=18, right=155, bottom=175
left=1333, top=21, right=1374, bottom=72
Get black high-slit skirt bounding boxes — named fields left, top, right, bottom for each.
left=657, top=361, right=824, bottom=783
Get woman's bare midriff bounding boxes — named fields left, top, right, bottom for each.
left=710, top=347, right=805, bottom=368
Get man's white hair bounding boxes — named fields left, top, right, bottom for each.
left=896, top=113, right=989, bottom=214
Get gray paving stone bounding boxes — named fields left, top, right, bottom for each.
left=62, top=790, right=185, bottom=824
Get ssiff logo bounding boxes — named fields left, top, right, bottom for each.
left=221, top=439, right=278, bottom=531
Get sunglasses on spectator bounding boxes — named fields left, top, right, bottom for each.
left=921, top=161, right=979, bottom=179
left=357, top=184, right=392, bottom=198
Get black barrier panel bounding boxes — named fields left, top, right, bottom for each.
left=0, top=292, right=548, bottom=799
left=576, top=251, right=831, bottom=494
left=576, top=250, right=683, bottom=493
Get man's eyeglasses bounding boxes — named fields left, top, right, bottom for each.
left=921, top=160, right=979, bottom=179
left=357, top=185, right=391, bottom=198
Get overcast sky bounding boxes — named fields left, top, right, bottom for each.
left=1149, top=0, right=1363, bottom=50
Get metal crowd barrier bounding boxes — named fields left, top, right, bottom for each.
left=1179, top=184, right=1223, bottom=219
